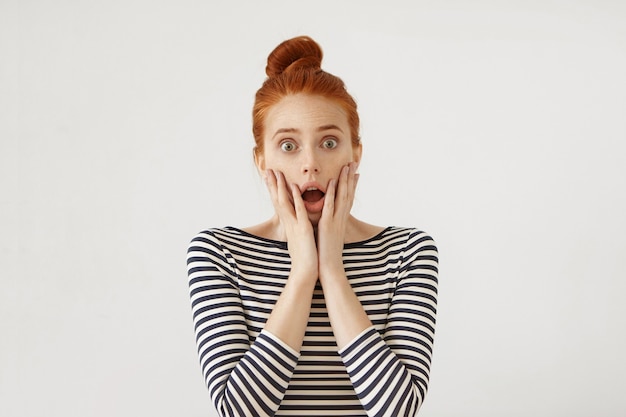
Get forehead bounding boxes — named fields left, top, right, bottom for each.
left=264, top=94, right=349, bottom=133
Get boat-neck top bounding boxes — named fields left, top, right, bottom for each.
left=186, top=225, right=438, bottom=416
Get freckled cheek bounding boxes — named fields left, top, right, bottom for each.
left=333, top=160, right=352, bottom=178
left=264, top=156, right=289, bottom=174
left=267, top=161, right=297, bottom=185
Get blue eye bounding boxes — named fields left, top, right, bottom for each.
left=322, top=138, right=338, bottom=149
left=280, top=141, right=296, bottom=152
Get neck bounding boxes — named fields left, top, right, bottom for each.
left=267, top=214, right=358, bottom=242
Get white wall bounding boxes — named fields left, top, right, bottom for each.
left=2, top=1, right=625, bottom=416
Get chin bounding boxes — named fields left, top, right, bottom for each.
left=308, top=212, right=322, bottom=227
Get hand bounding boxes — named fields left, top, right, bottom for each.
left=265, top=169, right=318, bottom=281
left=316, top=162, right=360, bottom=280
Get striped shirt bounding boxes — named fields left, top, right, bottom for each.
left=186, top=226, right=438, bottom=416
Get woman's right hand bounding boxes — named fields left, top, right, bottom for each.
left=265, top=169, right=318, bottom=282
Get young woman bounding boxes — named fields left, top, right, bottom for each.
left=187, top=36, right=439, bottom=417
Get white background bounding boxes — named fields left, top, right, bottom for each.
left=2, top=1, right=625, bottom=416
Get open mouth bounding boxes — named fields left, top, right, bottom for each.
left=301, top=187, right=325, bottom=203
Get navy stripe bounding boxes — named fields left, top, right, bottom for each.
left=187, top=226, right=438, bottom=416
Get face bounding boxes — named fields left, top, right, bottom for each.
left=255, top=93, right=362, bottom=224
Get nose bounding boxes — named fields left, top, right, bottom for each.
left=301, top=148, right=320, bottom=174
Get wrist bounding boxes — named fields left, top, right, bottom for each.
left=318, top=263, right=345, bottom=283
left=290, top=265, right=319, bottom=283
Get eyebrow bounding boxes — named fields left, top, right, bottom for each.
left=317, top=124, right=344, bottom=133
left=272, top=128, right=299, bottom=139
left=271, top=125, right=344, bottom=140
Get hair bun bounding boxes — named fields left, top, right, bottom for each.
left=265, top=36, right=323, bottom=78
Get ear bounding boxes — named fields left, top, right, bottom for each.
left=253, top=147, right=266, bottom=173
left=352, top=141, right=363, bottom=168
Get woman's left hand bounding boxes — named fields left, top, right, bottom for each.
left=316, top=162, right=359, bottom=280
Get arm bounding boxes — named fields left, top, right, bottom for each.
left=187, top=231, right=309, bottom=417
left=338, top=230, right=438, bottom=417
left=262, top=169, right=319, bottom=352
left=317, top=164, right=438, bottom=416
left=317, top=163, right=371, bottom=348
left=187, top=170, right=318, bottom=416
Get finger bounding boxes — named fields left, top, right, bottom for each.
left=265, top=169, right=279, bottom=205
left=339, top=164, right=350, bottom=199
left=333, top=163, right=358, bottom=216
left=291, top=183, right=308, bottom=220
left=322, top=178, right=336, bottom=217
left=345, top=172, right=359, bottom=213
left=271, top=170, right=288, bottom=204
left=346, top=162, right=359, bottom=205
left=267, top=170, right=295, bottom=219
left=275, top=170, right=286, bottom=203
left=333, top=164, right=350, bottom=211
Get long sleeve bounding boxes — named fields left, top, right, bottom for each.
left=187, top=230, right=300, bottom=417
left=339, top=230, right=438, bottom=417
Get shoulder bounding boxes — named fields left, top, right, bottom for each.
left=186, top=228, right=240, bottom=287
left=186, top=228, right=233, bottom=268
left=373, top=226, right=436, bottom=246
left=189, top=226, right=269, bottom=245
left=188, top=227, right=230, bottom=252
left=346, top=218, right=435, bottom=249
left=383, top=226, right=438, bottom=261
left=346, top=225, right=437, bottom=260
left=390, top=228, right=438, bottom=278
left=186, top=227, right=271, bottom=278
left=400, top=227, right=437, bottom=250
left=188, top=226, right=288, bottom=258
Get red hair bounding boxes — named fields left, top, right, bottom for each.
left=252, top=36, right=360, bottom=156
